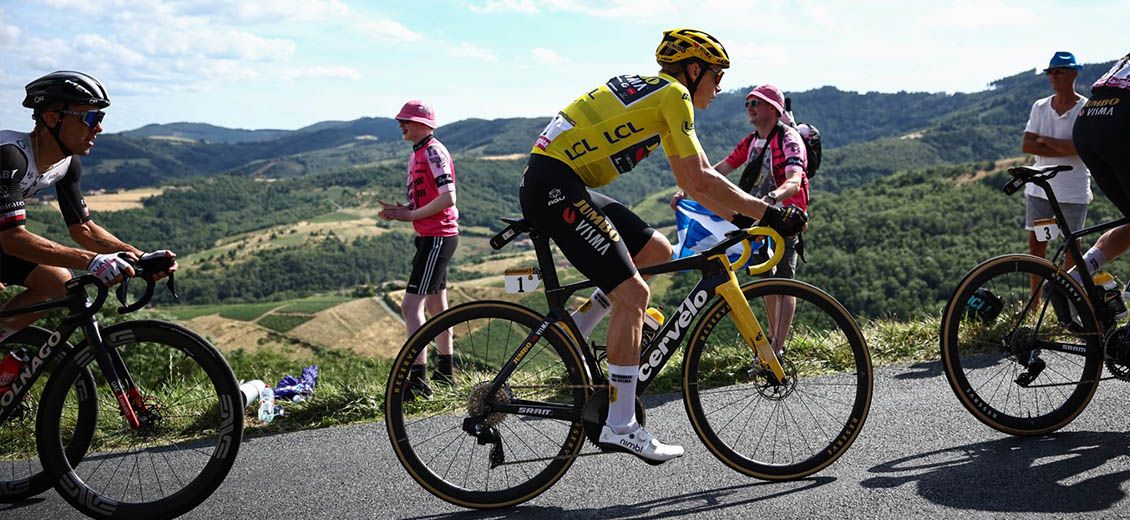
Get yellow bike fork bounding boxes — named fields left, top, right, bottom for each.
left=712, top=262, right=787, bottom=382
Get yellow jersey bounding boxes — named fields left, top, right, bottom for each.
left=531, top=73, right=704, bottom=187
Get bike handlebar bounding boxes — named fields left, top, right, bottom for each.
left=113, top=254, right=179, bottom=314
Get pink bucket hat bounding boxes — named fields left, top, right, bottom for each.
left=746, top=84, right=785, bottom=116
left=395, top=100, right=437, bottom=128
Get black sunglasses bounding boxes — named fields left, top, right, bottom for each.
left=709, top=66, right=725, bottom=84
left=746, top=99, right=760, bottom=109
left=59, top=109, right=106, bottom=129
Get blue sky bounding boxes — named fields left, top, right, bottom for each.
left=0, top=0, right=1126, bottom=133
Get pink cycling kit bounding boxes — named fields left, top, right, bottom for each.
left=723, top=124, right=809, bottom=211
left=406, top=135, right=458, bottom=237
left=1093, top=53, right=1130, bottom=91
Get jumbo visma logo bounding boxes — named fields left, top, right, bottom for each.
left=565, top=200, right=620, bottom=256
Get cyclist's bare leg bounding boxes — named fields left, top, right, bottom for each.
left=632, top=232, right=674, bottom=271
left=1085, top=224, right=1130, bottom=270
left=0, top=265, right=68, bottom=335
left=605, top=275, right=648, bottom=366
left=403, top=292, right=429, bottom=365
left=424, top=290, right=452, bottom=355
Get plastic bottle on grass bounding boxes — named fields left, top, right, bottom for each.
left=258, top=386, right=277, bottom=423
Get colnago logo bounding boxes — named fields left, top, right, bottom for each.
left=0, top=331, right=62, bottom=408
left=638, top=289, right=710, bottom=381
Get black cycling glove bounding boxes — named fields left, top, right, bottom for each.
left=759, top=205, right=809, bottom=236
left=731, top=214, right=756, bottom=228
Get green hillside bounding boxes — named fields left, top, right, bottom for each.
left=74, top=61, right=1113, bottom=194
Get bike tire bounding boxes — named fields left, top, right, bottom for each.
left=683, top=279, right=872, bottom=480
left=0, top=326, right=97, bottom=502
left=36, top=320, right=243, bottom=519
left=940, top=254, right=1104, bottom=436
left=386, top=300, right=590, bottom=509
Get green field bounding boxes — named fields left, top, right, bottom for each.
left=164, top=295, right=349, bottom=321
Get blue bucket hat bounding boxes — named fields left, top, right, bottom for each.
left=1044, top=51, right=1083, bottom=72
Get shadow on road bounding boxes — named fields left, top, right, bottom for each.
left=406, top=477, right=834, bottom=519
left=863, top=430, right=1130, bottom=513
left=894, top=359, right=942, bottom=380
left=0, top=496, right=46, bottom=514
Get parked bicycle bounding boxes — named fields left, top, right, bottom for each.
left=386, top=218, right=872, bottom=508
left=0, top=254, right=243, bottom=519
left=940, top=164, right=1130, bottom=436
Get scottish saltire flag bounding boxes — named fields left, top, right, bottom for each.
left=672, top=199, right=768, bottom=268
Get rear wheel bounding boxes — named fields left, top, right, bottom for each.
left=0, top=326, right=96, bottom=502
left=385, top=301, right=590, bottom=509
left=683, top=279, right=872, bottom=479
left=940, top=255, right=1104, bottom=436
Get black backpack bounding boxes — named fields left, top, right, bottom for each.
left=784, top=98, right=822, bottom=177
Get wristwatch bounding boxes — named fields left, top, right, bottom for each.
left=765, top=192, right=779, bottom=205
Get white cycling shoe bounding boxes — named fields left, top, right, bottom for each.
left=597, top=424, right=684, bottom=465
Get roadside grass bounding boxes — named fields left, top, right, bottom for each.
left=235, top=312, right=945, bottom=434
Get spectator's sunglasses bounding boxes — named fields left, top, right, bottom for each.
left=59, top=109, right=106, bottom=129
left=746, top=99, right=760, bottom=109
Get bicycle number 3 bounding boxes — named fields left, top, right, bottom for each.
left=504, top=268, right=542, bottom=294
left=1033, top=218, right=1060, bottom=243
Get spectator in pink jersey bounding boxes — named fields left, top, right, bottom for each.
left=380, top=100, right=459, bottom=400
left=673, top=84, right=808, bottom=357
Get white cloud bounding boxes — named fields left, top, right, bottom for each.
left=451, top=42, right=499, bottom=62
left=0, top=11, right=20, bottom=47
left=542, top=0, right=677, bottom=17
left=531, top=47, right=565, bottom=64
left=279, top=65, right=362, bottom=81
left=231, top=0, right=350, bottom=22
left=466, top=0, right=539, bottom=14
left=924, top=0, right=1037, bottom=29
left=355, top=19, right=424, bottom=42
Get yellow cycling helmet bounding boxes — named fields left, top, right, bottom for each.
left=655, top=28, right=730, bottom=69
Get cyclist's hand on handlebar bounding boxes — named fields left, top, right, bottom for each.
left=760, top=205, right=809, bottom=236
left=89, top=252, right=137, bottom=286
left=140, top=250, right=177, bottom=280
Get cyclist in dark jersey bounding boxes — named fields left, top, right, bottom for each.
left=520, top=29, right=807, bottom=463
left=0, top=71, right=175, bottom=342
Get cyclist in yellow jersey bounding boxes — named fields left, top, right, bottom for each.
left=519, top=28, right=808, bottom=464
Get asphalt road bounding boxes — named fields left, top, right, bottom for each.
left=6, top=360, right=1130, bottom=519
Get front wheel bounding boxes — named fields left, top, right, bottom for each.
left=36, top=320, right=243, bottom=519
left=940, top=254, right=1104, bottom=436
left=385, top=301, right=590, bottom=509
left=683, top=279, right=872, bottom=480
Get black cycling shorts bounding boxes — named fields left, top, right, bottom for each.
left=519, top=154, right=656, bottom=293
left=0, top=250, right=38, bottom=286
left=1074, top=88, right=1130, bottom=217
left=406, top=235, right=458, bottom=295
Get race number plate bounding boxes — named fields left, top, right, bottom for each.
left=504, top=268, right=541, bottom=294
left=1033, top=218, right=1060, bottom=242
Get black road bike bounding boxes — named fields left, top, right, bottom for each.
left=0, top=255, right=243, bottom=519
left=941, top=165, right=1130, bottom=436
left=386, top=218, right=873, bottom=508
